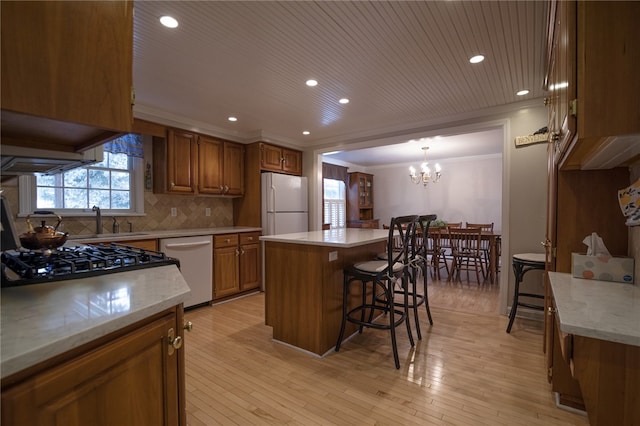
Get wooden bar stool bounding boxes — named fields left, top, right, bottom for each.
left=506, top=253, right=545, bottom=333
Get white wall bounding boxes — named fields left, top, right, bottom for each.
left=370, top=154, right=502, bottom=230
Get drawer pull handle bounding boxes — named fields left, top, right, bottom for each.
left=183, top=321, right=193, bottom=332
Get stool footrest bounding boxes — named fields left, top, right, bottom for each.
left=517, top=292, right=544, bottom=299
left=516, top=302, right=544, bottom=311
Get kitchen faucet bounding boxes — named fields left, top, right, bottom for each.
left=92, top=206, right=102, bottom=234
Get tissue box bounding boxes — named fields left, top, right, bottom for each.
left=571, top=253, right=634, bottom=283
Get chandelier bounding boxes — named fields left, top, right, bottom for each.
left=409, top=147, right=442, bottom=187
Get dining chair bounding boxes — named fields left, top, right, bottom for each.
left=426, top=226, right=450, bottom=280
left=336, top=215, right=418, bottom=369
left=436, top=222, right=460, bottom=274
left=447, top=226, right=486, bottom=284
left=465, top=222, right=494, bottom=277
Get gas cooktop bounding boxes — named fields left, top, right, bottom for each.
left=1, top=243, right=180, bottom=288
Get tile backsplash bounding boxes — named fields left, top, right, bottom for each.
left=1, top=178, right=233, bottom=236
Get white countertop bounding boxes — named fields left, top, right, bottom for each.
left=259, top=228, right=389, bottom=248
left=1, top=265, right=190, bottom=379
left=68, top=226, right=262, bottom=244
left=548, top=272, right=640, bottom=347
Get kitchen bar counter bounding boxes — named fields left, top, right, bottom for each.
left=548, top=272, right=640, bottom=346
left=259, top=228, right=388, bottom=248
left=1, top=265, right=190, bottom=379
left=262, top=229, right=388, bottom=355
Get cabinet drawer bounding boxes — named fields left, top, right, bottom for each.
left=240, top=232, right=260, bottom=245
left=214, top=234, right=238, bottom=248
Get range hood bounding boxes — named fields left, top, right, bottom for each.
left=1, top=145, right=103, bottom=175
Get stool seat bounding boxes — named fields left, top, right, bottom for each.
left=506, top=253, right=545, bottom=333
left=513, top=253, right=546, bottom=264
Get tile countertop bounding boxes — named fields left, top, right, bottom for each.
left=68, top=226, right=262, bottom=244
left=548, top=272, right=640, bottom=347
left=259, top=228, right=389, bottom=248
left=0, top=265, right=190, bottom=380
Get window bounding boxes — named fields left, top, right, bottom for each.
left=323, top=178, right=346, bottom=229
left=19, top=152, right=144, bottom=216
left=36, top=152, right=131, bottom=209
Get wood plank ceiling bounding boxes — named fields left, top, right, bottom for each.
left=133, top=1, right=548, bottom=163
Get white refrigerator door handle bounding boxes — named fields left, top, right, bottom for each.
left=163, top=241, right=212, bottom=249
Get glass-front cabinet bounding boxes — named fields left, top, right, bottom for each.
left=347, top=172, right=378, bottom=228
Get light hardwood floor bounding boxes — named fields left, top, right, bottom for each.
left=183, top=278, right=588, bottom=425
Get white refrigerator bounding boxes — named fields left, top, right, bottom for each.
left=261, top=172, right=308, bottom=235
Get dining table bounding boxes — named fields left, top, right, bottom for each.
left=429, top=227, right=502, bottom=284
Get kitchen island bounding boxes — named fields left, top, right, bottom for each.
left=548, top=272, right=640, bottom=425
left=1, top=265, right=190, bottom=425
left=260, top=228, right=388, bottom=355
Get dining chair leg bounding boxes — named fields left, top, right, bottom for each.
left=421, top=264, right=433, bottom=325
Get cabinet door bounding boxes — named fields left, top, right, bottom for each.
left=546, top=0, right=576, bottom=163
left=167, top=130, right=197, bottom=194
left=1, top=313, right=181, bottom=426
left=282, top=148, right=302, bottom=175
left=239, top=233, right=260, bottom=291
left=198, top=135, right=224, bottom=195
left=260, top=144, right=284, bottom=172
left=214, top=246, right=240, bottom=299
left=223, top=142, right=245, bottom=195
left=1, top=1, right=133, bottom=138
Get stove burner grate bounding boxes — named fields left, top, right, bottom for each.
left=1, top=243, right=180, bottom=287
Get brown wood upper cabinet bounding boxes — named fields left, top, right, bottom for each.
left=0, top=1, right=133, bottom=152
left=153, top=130, right=244, bottom=197
left=546, top=0, right=640, bottom=170
left=260, top=143, right=302, bottom=176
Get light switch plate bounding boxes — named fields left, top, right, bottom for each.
left=329, top=251, right=338, bottom=261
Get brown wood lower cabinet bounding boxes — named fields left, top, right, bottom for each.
left=213, top=232, right=261, bottom=300
left=1, top=307, right=185, bottom=425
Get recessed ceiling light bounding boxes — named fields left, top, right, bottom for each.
left=159, top=16, right=178, bottom=28
left=469, top=55, right=485, bottom=64
left=339, top=98, right=349, bottom=104
left=306, top=79, right=318, bottom=87
left=228, top=116, right=237, bottom=122
left=302, top=131, right=310, bottom=135
left=516, top=89, right=530, bottom=96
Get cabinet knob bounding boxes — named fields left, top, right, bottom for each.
left=547, top=306, right=556, bottom=316
left=167, top=328, right=183, bottom=355
left=235, top=248, right=240, bottom=256
left=183, top=321, right=193, bottom=332
left=170, top=182, right=175, bottom=188
left=248, top=236, right=253, bottom=241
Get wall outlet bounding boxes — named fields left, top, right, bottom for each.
left=171, top=207, right=177, bottom=217
left=329, top=251, right=338, bottom=262
left=205, top=208, right=211, bottom=217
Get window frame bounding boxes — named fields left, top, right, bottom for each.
left=322, top=178, right=346, bottom=229
left=18, top=157, right=145, bottom=217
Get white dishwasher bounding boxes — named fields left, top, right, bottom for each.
left=160, top=235, right=213, bottom=309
